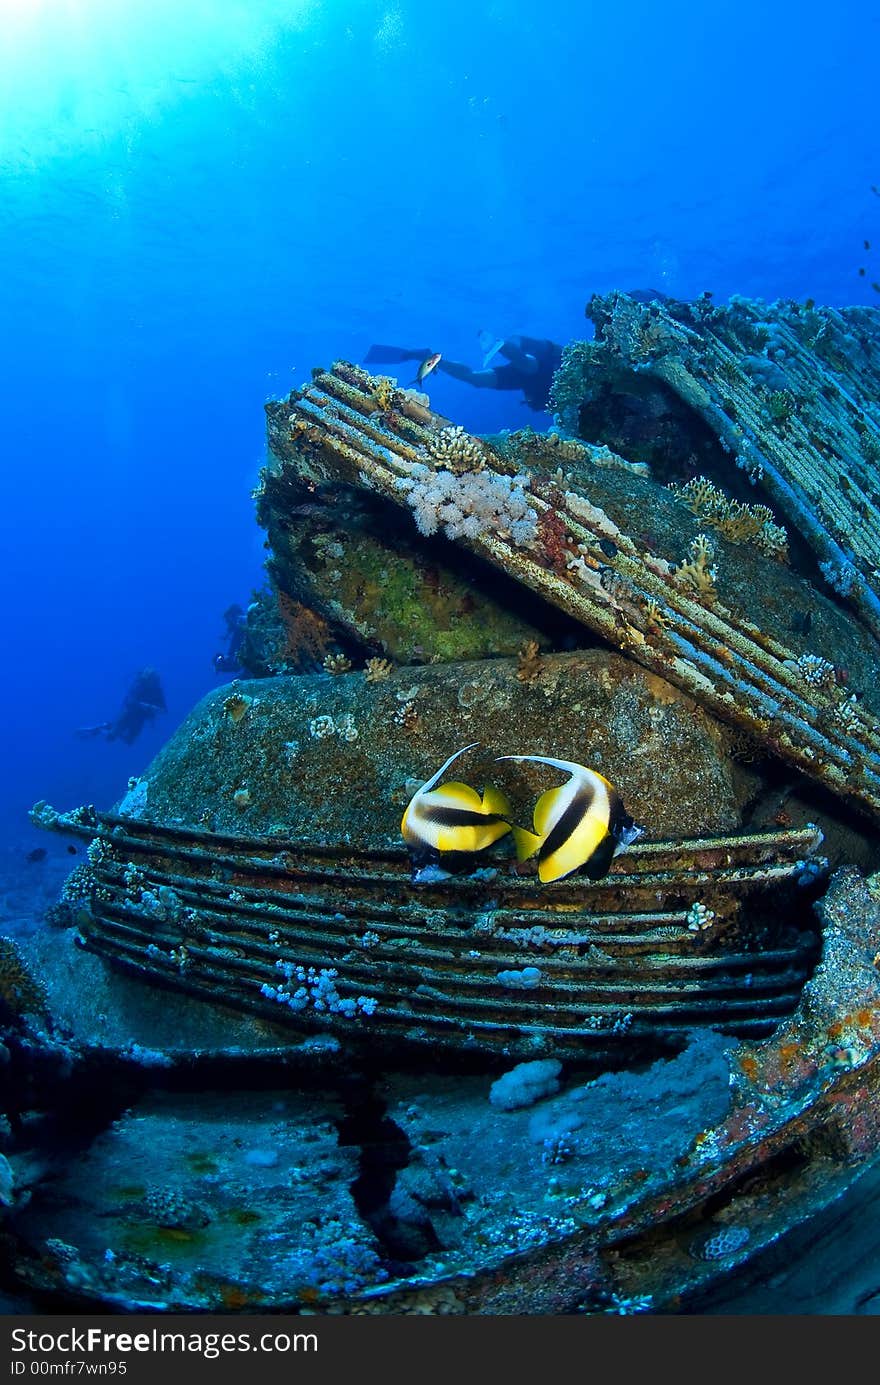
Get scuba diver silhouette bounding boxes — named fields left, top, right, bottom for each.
left=75, top=668, right=167, bottom=746
left=213, top=603, right=247, bottom=675
left=365, top=333, right=563, bottom=414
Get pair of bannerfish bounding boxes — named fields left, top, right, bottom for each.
left=401, top=744, right=642, bottom=883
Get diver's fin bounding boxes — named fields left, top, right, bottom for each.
left=511, top=825, right=543, bottom=861
left=364, top=344, right=430, bottom=365
left=477, top=330, right=505, bottom=369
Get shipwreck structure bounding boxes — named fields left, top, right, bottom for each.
left=5, top=291, right=880, bottom=1314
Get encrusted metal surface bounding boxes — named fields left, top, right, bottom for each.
left=585, top=290, right=880, bottom=638
left=8, top=862, right=880, bottom=1316
left=14, top=299, right=880, bottom=1315
left=51, top=812, right=823, bottom=1056
left=264, top=362, right=880, bottom=822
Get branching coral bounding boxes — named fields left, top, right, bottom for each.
left=223, top=694, right=252, bottom=724
left=644, top=598, right=671, bottom=634
left=371, top=376, right=397, bottom=414
left=364, top=656, right=393, bottom=683
left=394, top=698, right=421, bottom=732
left=819, top=558, right=857, bottom=597
left=45, top=862, right=98, bottom=929
left=795, top=653, right=837, bottom=689
left=516, top=640, right=544, bottom=684
left=834, top=694, right=861, bottom=733
left=423, top=425, right=489, bottom=474
left=673, top=533, right=718, bottom=601
left=686, top=902, right=716, bottom=933
left=322, top=652, right=352, bottom=675
left=669, top=476, right=788, bottom=561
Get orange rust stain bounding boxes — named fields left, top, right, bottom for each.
left=220, top=1284, right=251, bottom=1311
left=738, top=1054, right=759, bottom=1082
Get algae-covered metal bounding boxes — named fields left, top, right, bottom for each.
left=41, top=807, right=822, bottom=1057
left=7, top=867, right=880, bottom=1315
left=566, top=290, right=880, bottom=638
left=261, top=361, right=880, bottom=821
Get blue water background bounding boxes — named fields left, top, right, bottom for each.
left=1, top=0, right=877, bottom=848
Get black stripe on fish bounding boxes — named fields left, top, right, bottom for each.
left=422, top=805, right=506, bottom=829
left=582, top=794, right=635, bottom=878
left=539, top=785, right=597, bottom=863
left=408, top=846, right=493, bottom=880
left=610, top=795, right=635, bottom=844
left=580, top=831, right=617, bottom=880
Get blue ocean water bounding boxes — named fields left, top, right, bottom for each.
left=1, top=0, right=876, bottom=834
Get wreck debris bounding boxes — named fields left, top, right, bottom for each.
left=263, top=362, right=880, bottom=822
left=276, top=592, right=333, bottom=671
left=566, top=290, right=880, bottom=639
left=19, top=312, right=880, bottom=1315
left=493, top=426, right=651, bottom=479
left=36, top=807, right=824, bottom=1058
left=14, top=845, right=880, bottom=1317
left=259, top=388, right=550, bottom=665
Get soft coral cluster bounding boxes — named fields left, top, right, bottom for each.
left=396, top=462, right=538, bottom=547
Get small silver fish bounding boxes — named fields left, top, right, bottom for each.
left=411, top=352, right=442, bottom=387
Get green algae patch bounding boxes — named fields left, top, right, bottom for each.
left=185, top=1152, right=220, bottom=1176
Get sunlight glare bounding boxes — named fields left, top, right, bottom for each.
left=0, top=0, right=321, bottom=165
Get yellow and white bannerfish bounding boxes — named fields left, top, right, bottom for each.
left=496, top=754, right=642, bottom=883
left=401, top=743, right=513, bottom=869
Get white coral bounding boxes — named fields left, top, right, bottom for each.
left=686, top=901, right=716, bottom=932
left=425, top=424, right=487, bottom=473
left=819, top=558, right=857, bottom=597
left=399, top=462, right=538, bottom=547
left=796, top=653, right=836, bottom=689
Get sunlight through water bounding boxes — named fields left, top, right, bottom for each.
left=0, top=0, right=321, bottom=166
